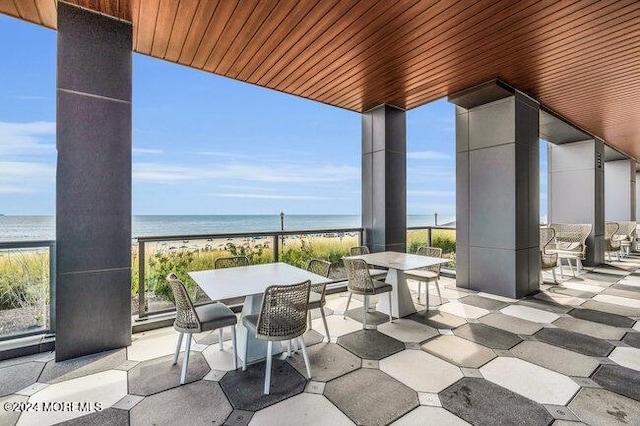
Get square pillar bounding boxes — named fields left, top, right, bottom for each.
left=451, top=83, right=540, bottom=298
left=56, top=3, right=132, bottom=361
left=362, top=105, right=406, bottom=253
left=605, top=159, right=636, bottom=221
left=548, top=139, right=605, bottom=265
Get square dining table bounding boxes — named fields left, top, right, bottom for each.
left=189, top=262, right=332, bottom=364
left=344, top=251, right=451, bottom=318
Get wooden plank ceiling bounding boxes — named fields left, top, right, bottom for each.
left=1, top=0, right=639, bottom=159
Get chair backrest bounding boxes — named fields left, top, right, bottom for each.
left=343, top=257, right=375, bottom=294
left=416, top=246, right=443, bottom=273
left=605, top=222, right=620, bottom=239
left=256, top=280, right=310, bottom=339
left=166, top=273, right=200, bottom=332
left=215, top=256, right=250, bottom=269
left=306, top=259, right=331, bottom=297
left=540, top=227, right=555, bottom=251
left=615, top=221, right=636, bottom=239
left=350, top=246, right=370, bottom=256
left=549, top=223, right=592, bottom=255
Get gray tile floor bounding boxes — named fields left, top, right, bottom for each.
left=2, top=257, right=640, bottom=425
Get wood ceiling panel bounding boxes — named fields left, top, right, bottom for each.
left=1, top=0, right=639, bottom=159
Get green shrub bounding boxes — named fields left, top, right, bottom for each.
left=432, top=234, right=456, bottom=254
left=148, top=251, right=195, bottom=302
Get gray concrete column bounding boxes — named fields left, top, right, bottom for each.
left=548, top=139, right=605, bottom=266
left=451, top=83, right=540, bottom=298
left=362, top=105, right=406, bottom=253
left=605, top=159, right=636, bottom=221
left=56, top=3, right=132, bottom=361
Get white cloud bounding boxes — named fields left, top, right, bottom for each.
left=133, top=147, right=163, bottom=154
left=408, top=190, right=455, bottom=197
left=217, top=184, right=277, bottom=192
left=133, top=162, right=359, bottom=184
left=407, top=151, right=451, bottom=160
left=0, top=121, right=56, bottom=155
left=210, top=193, right=326, bottom=200
left=0, top=161, right=55, bottom=194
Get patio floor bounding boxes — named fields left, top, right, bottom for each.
left=2, top=258, right=640, bottom=426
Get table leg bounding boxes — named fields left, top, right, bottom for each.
left=236, top=294, right=283, bottom=365
left=377, top=269, right=417, bottom=318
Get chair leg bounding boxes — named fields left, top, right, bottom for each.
left=568, top=259, right=575, bottom=277
left=387, top=292, right=393, bottom=323
left=172, top=332, right=184, bottom=366
left=417, top=281, right=421, bottom=304
left=180, top=333, right=192, bottom=385
left=230, top=325, right=237, bottom=371
left=308, top=310, right=313, bottom=330
left=287, top=340, right=292, bottom=357
left=362, top=295, right=368, bottom=329
left=264, top=341, right=273, bottom=395
left=298, top=336, right=312, bottom=380
left=218, top=328, right=224, bottom=351
left=320, top=307, right=330, bottom=342
left=343, top=293, right=352, bottom=319
left=552, top=268, right=557, bottom=284
left=425, top=281, right=430, bottom=311
left=242, top=331, right=248, bottom=371
left=560, top=259, right=564, bottom=279
left=435, top=279, right=443, bottom=305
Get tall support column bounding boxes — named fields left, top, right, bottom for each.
left=605, top=159, right=636, bottom=221
left=548, top=139, right=605, bottom=266
left=451, top=82, right=540, bottom=298
left=362, top=105, right=406, bottom=253
left=56, top=3, right=132, bottom=361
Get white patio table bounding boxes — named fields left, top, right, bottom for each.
left=344, top=251, right=451, bottom=318
left=189, top=262, right=332, bottom=364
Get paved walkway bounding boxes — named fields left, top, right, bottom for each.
left=2, top=257, right=640, bottom=425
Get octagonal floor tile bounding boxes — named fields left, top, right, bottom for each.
left=58, top=408, right=129, bottom=426
left=440, top=378, right=554, bottom=426
left=379, top=350, right=462, bottom=393
left=337, top=330, right=405, bottom=360
left=552, top=317, right=627, bottom=340
left=593, top=294, right=640, bottom=309
left=634, top=322, right=640, bottom=332
left=480, top=357, right=579, bottom=405
left=569, top=387, right=640, bottom=426
left=377, top=319, right=439, bottom=343
left=39, top=349, right=126, bottom=384
left=0, top=394, right=27, bottom=426
left=453, top=323, right=521, bottom=350
left=591, top=364, right=640, bottom=402
left=581, top=300, right=640, bottom=318
left=249, top=393, right=354, bottom=426
left=390, top=406, right=470, bottom=425
left=500, top=305, right=559, bottom=324
left=622, top=332, right=640, bottom=348
left=535, top=328, right=614, bottom=357
left=287, top=343, right=360, bottom=383
left=568, top=307, right=635, bottom=328
left=128, top=327, right=178, bottom=362
left=459, top=295, right=509, bottom=311
left=0, top=362, right=44, bottom=398
left=19, top=370, right=128, bottom=426
left=421, top=335, right=495, bottom=368
left=202, top=341, right=238, bottom=371
left=324, top=294, right=363, bottom=313
left=407, top=310, right=467, bottom=329
left=510, top=341, right=599, bottom=377
left=325, top=368, right=418, bottom=426
left=609, top=347, right=640, bottom=372
left=311, top=316, right=362, bottom=342
left=219, top=359, right=306, bottom=411
left=438, top=302, right=489, bottom=320
left=128, top=352, right=210, bottom=396
left=516, top=299, right=572, bottom=314
left=130, top=380, right=232, bottom=426
left=478, top=313, right=543, bottom=335
left=345, top=307, right=392, bottom=326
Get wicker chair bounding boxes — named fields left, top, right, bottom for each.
left=306, top=259, right=331, bottom=341
left=343, top=258, right=393, bottom=329
left=615, top=221, right=636, bottom=257
left=349, top=246, right=387, bottom=279
left=548, top=223, right=592, bottom=277
left=242, top=280, right=312, bottom=395
left=215, top=256, right=250, bottom=269
left=540, top=228, right=559, bottom=283
left=404, top=246, right=443, bottom=309
left=166, top=273, right=238, bottom=384
left=604, top=222, right=621, bottom=262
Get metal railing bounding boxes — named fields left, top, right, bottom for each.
left=407, top=225, right=457, bottom=270
left=135, top=228, right=363, bottom=319
left=0, top=240, right=56, bottom=341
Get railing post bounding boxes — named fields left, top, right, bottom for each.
left=273, top=234, right=279, bottom=262
left=49, top=242, right=56, bottom=333
left=428, top=228, right=433, bottom=247
left=138, top=240, right=146, bottom=319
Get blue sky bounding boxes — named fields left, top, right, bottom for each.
left=0, top=15, right=545, bottom=219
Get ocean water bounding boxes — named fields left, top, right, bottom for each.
left=0, top=214, right=453, bottom=242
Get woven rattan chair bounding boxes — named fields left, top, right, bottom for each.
left=242, top=280, right=312, bottom=395
left=343, top=258, right=393, bottom=329
left=604, top=222, right=621, bottom=262
left=540, top=228, right=559, bottom=283
left=166, top=273, right=237, bottom=384
left=306, top=259, right=331, bottom=340
left=344, top=246, right=387, bottom=315
left=548, top=223, right=592, bottom=277
left=615, top=221, right=636, bottom=257
left=215, top=255, right=250, bottom=269
left=405, top=246, right=443, bottom=308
